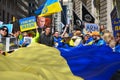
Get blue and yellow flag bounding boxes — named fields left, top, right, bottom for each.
left=58, top=45, right=120, bottom=80
left=34, top=1, right=46, bottom=15
left=39, top=0, right=62, bottom=17
left=19, top=16, right=37, bottom=32
left=0, top=43, right=83, bottom=80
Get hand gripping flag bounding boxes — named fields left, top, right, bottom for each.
left=38, top=0, right=62, bottom=17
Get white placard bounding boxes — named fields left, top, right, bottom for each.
left=0, top=37, right=18, bottom=51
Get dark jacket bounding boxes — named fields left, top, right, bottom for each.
left=38, top=33, right=54, bottom=47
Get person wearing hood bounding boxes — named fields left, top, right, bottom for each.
left=0, top=26, right=9, bottom=55
left=0, top=26, right=9, bottom=38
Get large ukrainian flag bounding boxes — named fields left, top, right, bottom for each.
left=39, top=0, right=62, bottom=17
left=0, top=42, right=83, bottom=80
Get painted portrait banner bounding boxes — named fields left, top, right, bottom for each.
left=45, top=18, right=51, bottom=27
left=19, top=16, right=37, bottom=32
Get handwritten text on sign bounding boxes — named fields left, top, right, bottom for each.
left=85, top=23, right=99, bottom=32
left=19, top=16, right=37, bottom=32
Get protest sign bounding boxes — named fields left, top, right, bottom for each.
left=85, top=23, right=99, bottom=32
left=111, top=18, right=120, bottom=37
left=0, top=37, right=18, bottom=52
left=19, top=16, right=37, bottom=32
left=23, top=37, right=32, bottom=44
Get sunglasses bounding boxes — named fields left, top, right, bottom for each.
left=2, top=28, right=8, bottom=32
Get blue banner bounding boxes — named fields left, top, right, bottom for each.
left=19, top=16, right=37, bottom=32
left=112, top=18, right=120, bottom=37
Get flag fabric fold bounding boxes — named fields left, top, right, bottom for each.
left=34, top=2, right=46, bottom=15
left=0, top=42, right=83, bottom=80
left=58, top=45, right=120, bottom=80
left=38, top=0, right=62, bottom=17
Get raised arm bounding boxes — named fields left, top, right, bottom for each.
left=61, top=24, right=69, bottom=38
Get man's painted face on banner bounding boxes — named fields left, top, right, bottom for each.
left=37, top=17, right=45, bottom=28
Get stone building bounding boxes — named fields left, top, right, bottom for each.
left=0, top=0, right=42, bottom=30
left=73, top=0, right=119, bottom=32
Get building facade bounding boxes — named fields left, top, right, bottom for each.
left=73, top=0, right=82, bottom=19
left=73, top=0, right=119, bottom=32
left=53, top=0, right=74, bottom=33
left=0, top=0, right=42, bottom=30
left=0, top=0, right=16, bottom=23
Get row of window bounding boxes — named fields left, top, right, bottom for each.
left=0, top=0, right=15, bottom=9
left=0, top=9, right=14, bottom=24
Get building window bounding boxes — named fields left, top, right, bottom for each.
left=2, top=10, right=5, bottom=22
left=0, top=10, right=1, bottom=16
left=29, top=3, right=35, bottom=7
left=3, top=0, right=6, bottom=5
left=116, top=0, right=120, bottom=18
left=7, top=1, right=11, bottom=8
left=7, top=13, right=10, bottom=23
left=35, top=0, right=38, bottom=4
left=0, top=9, right=1, bottom=21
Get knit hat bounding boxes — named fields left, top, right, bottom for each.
left=92, top=31, right=100, bottom=36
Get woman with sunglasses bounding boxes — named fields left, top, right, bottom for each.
left=0, top=26, right=9, bottom=55
left=0, top=26, right=9, bottom=38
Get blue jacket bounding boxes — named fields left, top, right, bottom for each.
left=94, top=38, right=106, bottom=46
left=115, top=44, right=120, bottom=53
left=54, top=37, right=63, bottom=47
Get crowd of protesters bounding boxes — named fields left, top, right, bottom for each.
left=0, top=16, right=120, bottom=55
left=53, top=23, right=119, bottom=52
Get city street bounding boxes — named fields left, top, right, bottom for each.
left=0, top=0, right=120, bottom=80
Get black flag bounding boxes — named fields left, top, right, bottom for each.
left=110, top=6, right=118, bottom=20
left=61, top=5, right=67, bottom=25
left=73, top=11, right=84, bottom=31
left=73, top=11, right=82, bottom=25
left=82, top=4, right=95, bottom=23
